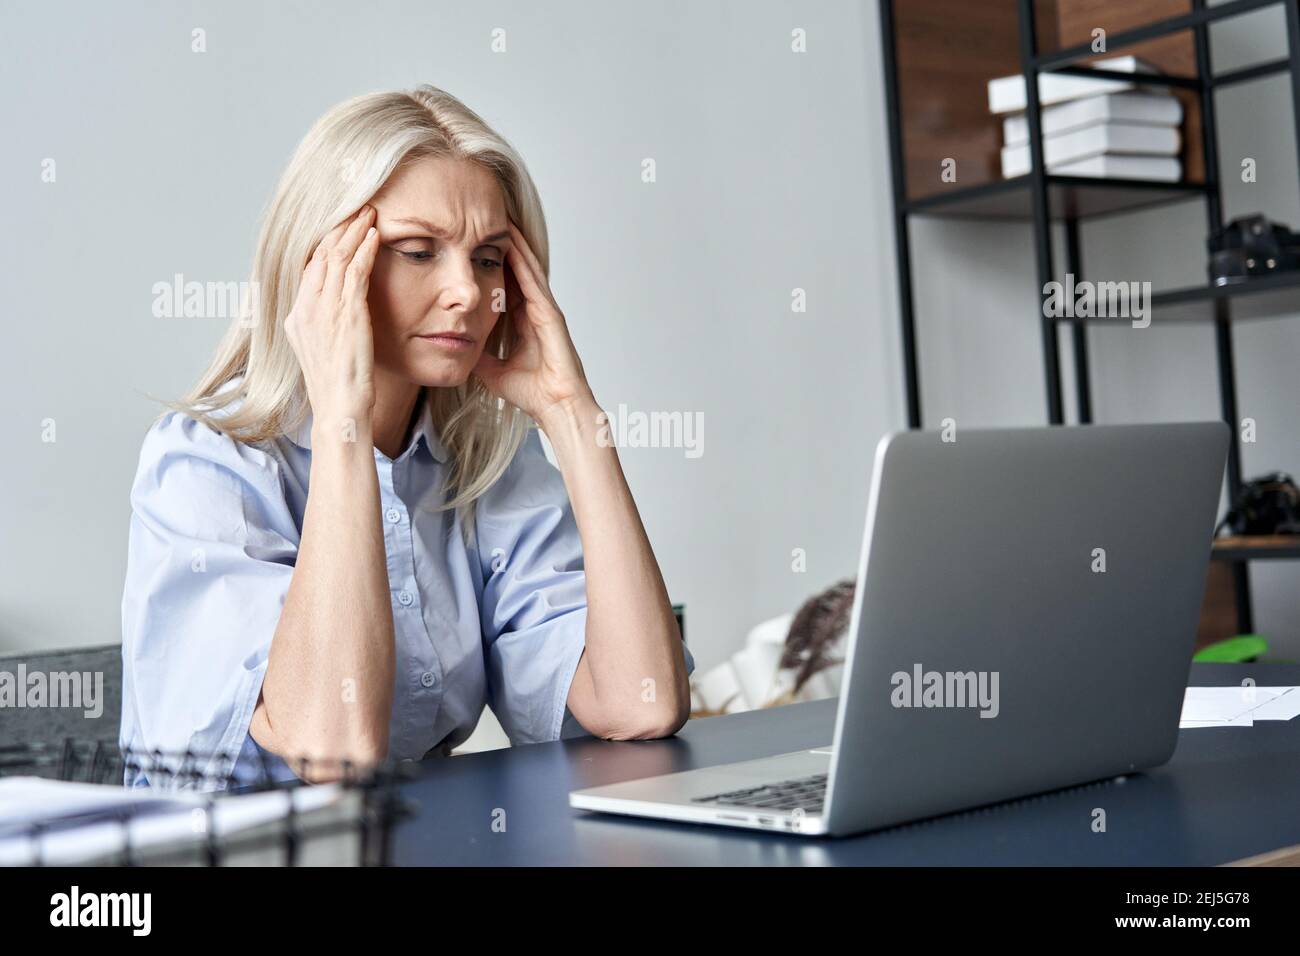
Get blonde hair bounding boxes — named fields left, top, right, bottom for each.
left=169, top=84, right=547, bottom=542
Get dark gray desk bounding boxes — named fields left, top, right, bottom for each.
left=392, top=663, right=1300, bottom=865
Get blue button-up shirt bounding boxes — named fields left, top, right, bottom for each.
left=120, top=387, right=692, bottom=790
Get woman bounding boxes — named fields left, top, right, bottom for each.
left=120, top=85, right=694, bottom=789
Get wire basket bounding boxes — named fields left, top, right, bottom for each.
left=0, top=738, right=417, bottom=867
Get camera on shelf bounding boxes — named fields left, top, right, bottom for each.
left=1208, top=213, right=1300, bottom=286
left=1218, top=472, right=1300, bottom=537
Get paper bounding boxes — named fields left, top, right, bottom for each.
left=1179, top=686, right=1300, bottom=729
left=0, top=776, right=342, bottom=865
left=0, top=777, right=207, bottom=834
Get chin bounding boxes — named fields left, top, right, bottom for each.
left=407, top=355, right=478, bottom=389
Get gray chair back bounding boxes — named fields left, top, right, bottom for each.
left=0, top=644, right=122, bottom=778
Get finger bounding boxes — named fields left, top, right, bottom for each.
left=505, top=221, right=561, bottom=310
left=323, top=205, right=376, bottom=302
left=306, top=208, right=363, bottom=299
left=313, top=213, right=354, bottom=257
left=504, top=233, right=552, bottom=311
left=506, top=220, right=548, bottom=284
left=502, top=259, right=524, bottom=317
left=502, top=261, right=544, bottom=342
left=322, top=204, right=375, bottom=299
left=342, top=226, right=380, bottom=305
left=503, top=305, right=546, bottom=369
left=504, top=254, right=567, bottom=354
left=299, top=239, right=329, bottom=302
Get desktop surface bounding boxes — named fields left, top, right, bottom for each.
left=392, top=663, right=1300, bottom=866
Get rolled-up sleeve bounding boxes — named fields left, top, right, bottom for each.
left=120, top=411, right=299, bottom=789
left=474, top=428, right=591, bottom=745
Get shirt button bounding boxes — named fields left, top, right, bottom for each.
left=385, top=508, right=401, bottom=524
left=420, top=671, right=436, bottom=688
left=396, top=589, right=414, bottom=607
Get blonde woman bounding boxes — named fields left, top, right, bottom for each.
left=120, top=85, right=694, bottom=789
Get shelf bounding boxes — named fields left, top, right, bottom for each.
left=1033, top=0, right=1283, bottom=72
left=906, top=175, right=1209, bottom=221
left=1153, top=271, right=1300, bottom=322
left=890, top=0, right=1206, bottom=208
left=1212, top=56, right=1292, bottom=88
left=1052, top=270, right=1300, bottom=324
left=1043, top=56, right=1295, bottom=91
left=1061, top=55, right=1297, bottom=90
left=1212, top=535, right=1300, bottom=561
left=880, top=0, right=1300, bottom=638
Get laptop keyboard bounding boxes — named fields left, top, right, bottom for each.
left=690, top=773, right=827, bottom=811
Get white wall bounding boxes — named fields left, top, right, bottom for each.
left=0, top=0, right=899, bottom=676
left=2, top=0, right=1294, bottom=688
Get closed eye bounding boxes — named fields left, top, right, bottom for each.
left=388, top=245, right=499, bottom=269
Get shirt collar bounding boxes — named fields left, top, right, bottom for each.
left=287, top=389, right=449, bottom=464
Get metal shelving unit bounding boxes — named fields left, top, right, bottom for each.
left=879, top=0, right=1300, bottom=634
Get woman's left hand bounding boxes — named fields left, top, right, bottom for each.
left=473, top=221, right=596, bottom=427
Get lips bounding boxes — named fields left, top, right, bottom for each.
left=417, top=332, right=474, bottom=343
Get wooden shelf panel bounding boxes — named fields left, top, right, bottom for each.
left=1036, top=0, right=1283, bottom=71
left=893, top=0, right=1205, bottom=205
left=1212, top=535, right=1300, bottom=561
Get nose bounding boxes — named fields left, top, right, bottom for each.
left=433, top=258, right=481, bottom=315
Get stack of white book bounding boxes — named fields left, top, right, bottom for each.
left=988, top=56, right=1185, bottom=182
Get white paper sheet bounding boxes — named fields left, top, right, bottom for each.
left=1179, top=686, right=1300, bottom=729
left=0, top=776, right=342, bottom=865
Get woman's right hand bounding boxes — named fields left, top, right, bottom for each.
left=284, top=204, right=381, bottom=433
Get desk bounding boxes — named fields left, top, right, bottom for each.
left=392, top=663, right=1300, bottom=865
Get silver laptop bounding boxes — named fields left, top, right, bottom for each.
left=570, top=422, right=1229, bottom=837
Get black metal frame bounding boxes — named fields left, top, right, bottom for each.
left=1191, top=0, right=1254, bottom=631
left=0, top=739, right=416, bottom=867
left=878, top=0, right=1300, bottom=634
left=1018, top=0, right=1066, bottom=426
left=879, top=0, right=921, bottom=428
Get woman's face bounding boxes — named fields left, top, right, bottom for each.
left=366, top=155, right=512, bottom=387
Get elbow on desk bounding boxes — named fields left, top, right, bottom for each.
left=281, top=740, right=390, bottom=785
left=249, top=701, right=390, bottom=784
left=583, top=699, right=690, bottom=742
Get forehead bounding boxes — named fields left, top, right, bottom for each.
left=372, top=154, right=505, bottom=221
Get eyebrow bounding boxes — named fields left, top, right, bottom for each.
left=388, top=217, right=509, bottom=246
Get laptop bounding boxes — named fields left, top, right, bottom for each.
left=569, top=422, right=1229, bottom=837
